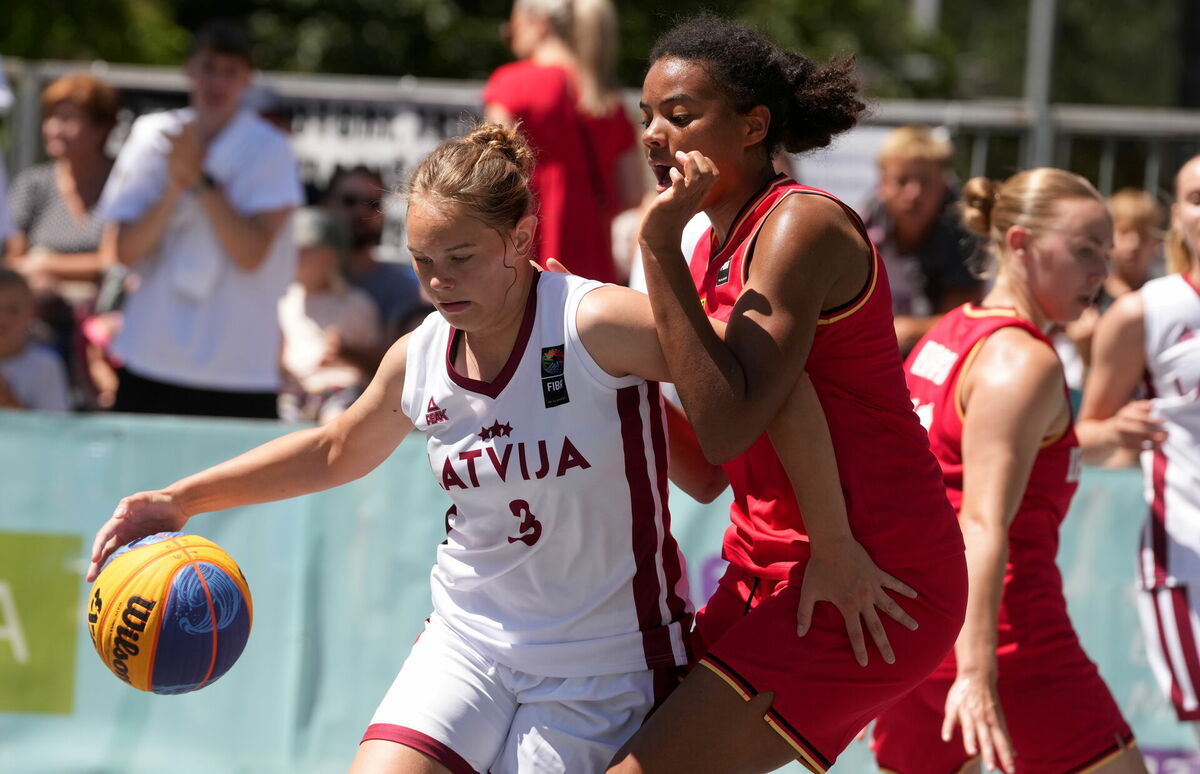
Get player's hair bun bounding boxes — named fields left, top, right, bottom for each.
left=463, top=123, right=536, bottom=178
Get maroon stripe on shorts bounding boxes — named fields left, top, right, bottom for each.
left=1150, top=448, right=1170, bottom=587
left=1151, top=589, right=1188, bottom=715
left=618, top=384, right=669, bottom=668
left=1173, top=588, right=1200, bottom=720
left=362, top=724, right=479, bottom=774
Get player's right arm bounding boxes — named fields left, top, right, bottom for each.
left=87, top=335, right=416, bottom=581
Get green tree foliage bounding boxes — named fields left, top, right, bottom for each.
left=0, top=0, right=1187, bottom=107
left=4, top=0, right=188, bottom=64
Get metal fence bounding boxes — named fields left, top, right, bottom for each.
left=6, top=57, right=1200, bottom=202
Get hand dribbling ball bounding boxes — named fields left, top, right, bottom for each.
left=87, top=532, right=253, bottom=694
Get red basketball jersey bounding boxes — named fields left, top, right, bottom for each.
left=690, top=175, right=963, bottom=578
left=905, top=305, right=1082, bottom=566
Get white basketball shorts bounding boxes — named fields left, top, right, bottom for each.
left=361, top=615, right=674, bottom=774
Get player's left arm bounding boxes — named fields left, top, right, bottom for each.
left=87, top=336, right=416, bottom=581
left=638, top=153, right=860, bottom=463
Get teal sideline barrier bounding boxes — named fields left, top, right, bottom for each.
left=0, top=411, right=1195, bottom=773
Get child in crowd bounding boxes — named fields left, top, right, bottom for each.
left=278, top=208, right=383, bottom=424
left=0, top=269, right=71, bottom=411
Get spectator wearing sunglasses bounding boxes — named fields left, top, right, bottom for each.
left=322, top=166, right=427, bottom=346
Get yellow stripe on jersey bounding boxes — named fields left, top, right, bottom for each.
left=818, top=249, right=879, bottom=326
left=961, top=303, right=1019, bottom=318
left=698, top=659, right=829, bottom=774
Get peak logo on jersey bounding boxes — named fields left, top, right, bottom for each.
left=541, top=346, right=570, bottom=408
left=426, top=397, right=449, bottom=425
left=479, top=420, right=514, bottom=441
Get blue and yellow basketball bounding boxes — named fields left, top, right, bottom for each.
left=86, top=532, right=253, bottom=694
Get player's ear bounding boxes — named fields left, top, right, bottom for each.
left=512, top=214, right=538, bottom=257
left=742, top=106, right=770, bottom=149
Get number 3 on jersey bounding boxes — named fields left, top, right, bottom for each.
left=508, top=499, right=543, bottom=546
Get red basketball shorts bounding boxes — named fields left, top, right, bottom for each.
left=872, top=611, right=1134, bottom=773
left=692, top=552, right=967, bottom=773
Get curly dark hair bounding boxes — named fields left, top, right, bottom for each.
left=649, top=14, right=865, bottom=155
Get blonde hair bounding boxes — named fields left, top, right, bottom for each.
left=1166, top=155, right=1200, bottom=275
left=961, top=168, right=1103, bottom=274
left=1108, top=187, right=1162, bottom=231
left=514, top=0, right=573, bottom=42
left=406, top=123, right=536, bottom=233
left=571, top=0, right=621, bottom=117
left=877, top=125, right=953, bottom=167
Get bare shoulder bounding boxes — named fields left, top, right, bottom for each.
left=1100, top=288, right=1146, bottom=333
left=576, top=284, right=652, bottom=325
left=969, top=325, right=1063, bottom=396
left=747, top=191, right=869, bottom=313
left=756, top=192, right=864, bottom=267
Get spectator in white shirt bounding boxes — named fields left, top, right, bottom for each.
left=98, top=19, right=302, bottom=418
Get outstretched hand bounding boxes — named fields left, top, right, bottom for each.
left=942, top=673, right=1015, bottom=774
left=1109, top=399, right=1167, bottom=450
left=639, top=150, right=718, bottom=256
left=797, top=536, right=918, bottom=666
left=87, top=491, right=190, bottom=582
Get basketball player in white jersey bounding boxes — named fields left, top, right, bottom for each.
left=85, top=123, right=697, bottom=774
left=1078, top=154, right=1200, bottom=729
left=86, top=120, right=924, bottom=773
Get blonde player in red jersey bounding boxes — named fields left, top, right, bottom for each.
left=605, top=14, right=968, bottom=774
left=1079, top=155, right=1200, bottom=732
left=872, top=169, right=1146, bottom=774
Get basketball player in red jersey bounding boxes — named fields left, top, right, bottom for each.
left=606, top=14, right=968, bottom=774
left=871, top=169, right=1146, bottom=773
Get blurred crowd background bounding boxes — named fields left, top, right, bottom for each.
left=0, top=0, right=1197, bottom=430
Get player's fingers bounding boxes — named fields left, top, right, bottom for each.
left=876, top=589, right=919, bottom=631
left=863, top=609, right=895, bottom=664
left=940, top=703, right=959, bottom=742
left=843, top=612, right=869, bottom=666
left=544, top=257, right=570, bottom=274
left=796, top=588, right=815, bottom=636
left=90, top=521, right=114, bottom=564
left=978, top=725, right=997, bottom=773
left=667, top=166, right=685, bottom=193
left=880, top=572, right=918, bottom=599
left=959, top=711, right=978, bottom=756
left=993, top=726, right=1017, bottom=774
left=88, top=533, right=123, bottom=582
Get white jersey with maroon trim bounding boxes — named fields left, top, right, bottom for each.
left=1139, top=273, right=1200, bottom=588
left=400, top=271, right=691, bottom=678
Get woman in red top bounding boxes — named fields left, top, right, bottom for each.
left=606, top=15, right=967, bottom=774
left=483, top=0, right=641, bottom=284
left=871, top=170, right=1145, bottom=774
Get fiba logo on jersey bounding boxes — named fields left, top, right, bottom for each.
left=541, top=346, right=570, bottom=408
